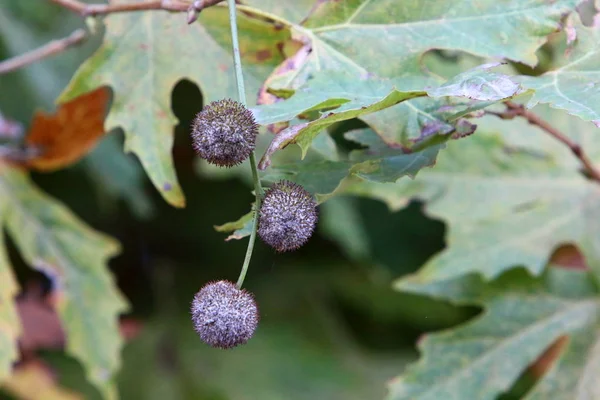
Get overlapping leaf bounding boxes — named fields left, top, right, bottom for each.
left=253, top=72, right=429, bottom=167
left=0, top=165, right=128, bottom=399
left=520, top=17, right=600, bottom=126
left=254, top=66, right=518, bottom=167
left=60, top=4, right=290, bottom=207
left=216, top=129, right=445, bottom=240
left=390, top=268, right=600, bottom=400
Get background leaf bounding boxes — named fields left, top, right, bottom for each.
left=390, top=268, right=600, bottom=400
left=3, top=360, right=83, bottom=400
left=23, top=87, right=110, bottom=171
left=391, top=107, right=600, bottom=286
left=0, top=166, right=128, bottom=399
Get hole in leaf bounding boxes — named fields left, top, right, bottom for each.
left=498, top=336, right=569, bottom=400
left=171, top=79, right=204, bottom=173
left=549, top=244, right=587, bottom=271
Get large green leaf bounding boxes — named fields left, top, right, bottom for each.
left=390, top=268, right=600, bottom=400
left=391, top=105, right=600, bottom=285
left=0, top=166, right=128, bottom=399
left=60, top=4, right=289, bottom=207
left=251, top=0, right=578, bottom=83
left=246, top=0, right=579, bottom=148
left=0, top=229, right=20, bottom=384
left=519, top=16, right=600, bottom=126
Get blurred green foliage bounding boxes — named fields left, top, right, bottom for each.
left=0, top=2, right=477, bottom=399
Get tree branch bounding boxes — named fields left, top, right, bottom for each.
left=49, top=0, right=224, bottom=17
left=488, top=101, right=600, bottom=183
left=0, top=29, right=87, bottom=75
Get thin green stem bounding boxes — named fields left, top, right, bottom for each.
left=227, top=0, right=263, bottom=288
left=236, top=190, right=260, bottom=288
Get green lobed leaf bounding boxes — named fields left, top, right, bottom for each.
left=250, top=0, right=579, bottom=83
left=391, top=106, right=600, bottom=285
left=519, top=16, right=600, bottom=126
left=0, top=229, right=20, bottom=384
left=60, top=5, right=289, bottom=208
left=390, top=268, right=600, bottom=400
left=0, top=166, right=128, bottom=399
left=247, top=0, right=579, bottom=149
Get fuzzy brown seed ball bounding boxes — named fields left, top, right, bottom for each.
left=191, top=280, right=259, bottom=349
left=191, top=99, right=258, bottom=167
left=258, top=180, right=318, bottom=252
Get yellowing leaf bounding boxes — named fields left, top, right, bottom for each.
left=24, top=87, right=110, bottom=171
left=3, top=360, right=83, bottom=400
left=0, top=164, right=128, bottom=399
left=60, top=5, right=290, bottom=208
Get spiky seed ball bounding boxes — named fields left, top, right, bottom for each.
left=191, top=280, right=259, bottom=349
left=191, top=99, right=258, bottom=167
left=258, top=180, right=318, bottom=252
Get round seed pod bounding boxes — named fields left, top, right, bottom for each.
left=191, top=280, right=259, bottom=349
left=258, top=180, right=318, bottom=252
left=191, top=99, right=258, bottom=167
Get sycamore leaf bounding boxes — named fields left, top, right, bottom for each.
left=0, top=230, right=20, bottom=384
left=249, top=0, right=579, bottom=84
left=60, top=5, right=289, bottom=208
left=0, top=165, right=128, bottom=399
left=390, top=103, right=600, bottom=286
left=243, top=0, right=579, bottom=155
left=255, top=66, right=517, bottom=167
left=390, top=268, right=600, bottom=400
left=519, top=16, right=600, bottom=126
left=23, top=88, right=110, bottom=171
